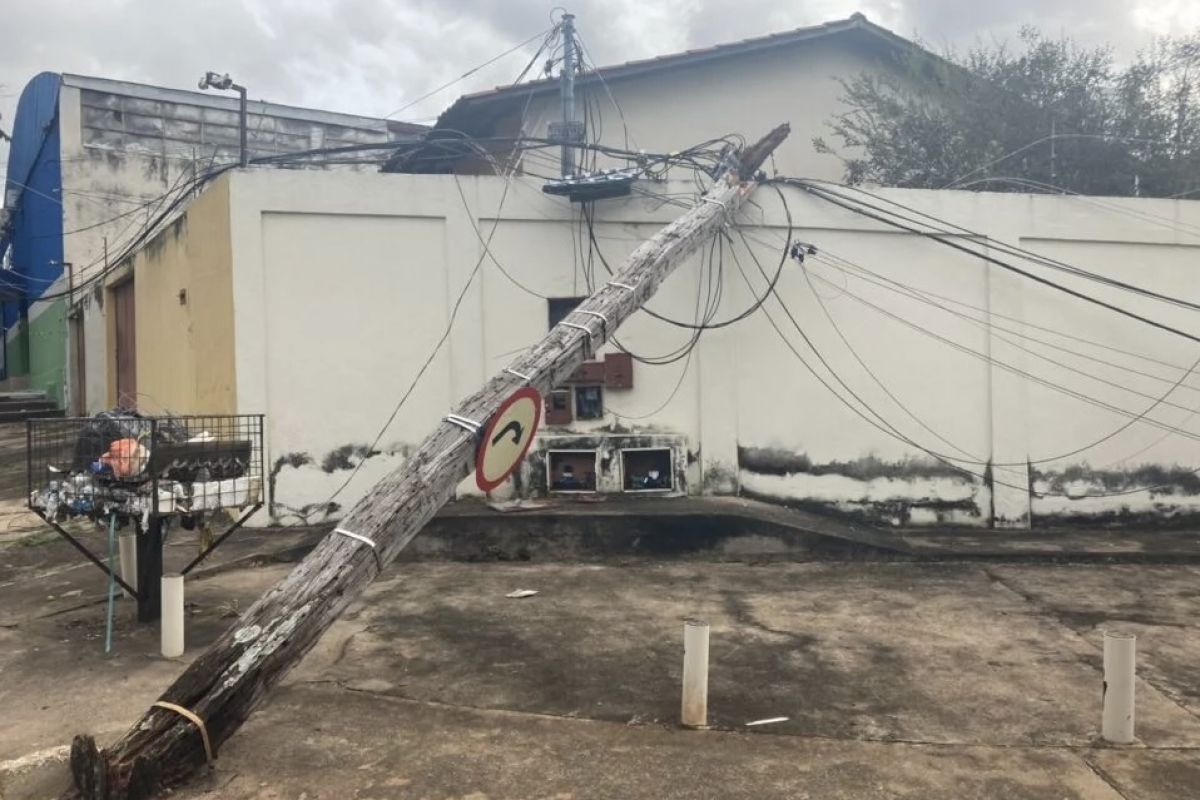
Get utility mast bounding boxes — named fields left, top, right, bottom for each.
left=69, top=123, right=791, bottom=800
left=559, top=12, right=577, bottom=177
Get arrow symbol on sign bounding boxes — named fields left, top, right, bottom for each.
left=492, top=420, right=524, bottom=446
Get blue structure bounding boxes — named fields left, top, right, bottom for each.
left=0, top=72, right=65, bottom=398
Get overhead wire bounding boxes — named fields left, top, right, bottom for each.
left=732, top=214, right=1200, bottom=465
left=804, top=252, right=1200, bottom=462
left=730, top=225, right=1200, bottom=496
left=795, top=178, right=1200, bottom=315
left=948, top=174, right=1200, bottom=241
left=787, top=179, right=1200, bottom=345
left=314, top=28, right=564, bottom=508
left=382, top=26, right=558, bottom=120
left=727, top=188, right=1200, bottom=495
left=573, top=29, right=635, bottom=152
left=813, top=248, right=1200, bottom=395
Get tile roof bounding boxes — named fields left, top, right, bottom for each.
left=443, top=13, right=921, bottom=117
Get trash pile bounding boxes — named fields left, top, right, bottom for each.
left=29, top=410, right=261, bottom=527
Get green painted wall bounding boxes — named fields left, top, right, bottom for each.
left=5, top=319, right=30, bottom=378
left=26, top=299, right=66, bottom=406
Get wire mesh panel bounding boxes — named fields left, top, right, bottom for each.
left=28, top=413, right=265, bottom=526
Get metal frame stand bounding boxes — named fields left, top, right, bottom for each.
left=26, top=413, right=266, bottom=625
left=136, top=517, right=163, bottom=623
left=32, top=503, right=261, bottom=624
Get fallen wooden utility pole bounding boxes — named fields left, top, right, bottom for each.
left=68, top=122, right=790, bottom=799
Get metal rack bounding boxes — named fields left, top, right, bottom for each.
left=27, top=413, right=265, bottom=621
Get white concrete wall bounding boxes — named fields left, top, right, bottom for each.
left=58, top=84, right=201, bottom=415
left=217, top=169, right=1200, bottom=529
left=54, top=79, right=409, bottom=415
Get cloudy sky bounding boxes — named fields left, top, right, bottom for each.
left=1, top=0, right=1198, bottom=174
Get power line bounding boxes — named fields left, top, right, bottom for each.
left=318, top=34, right=564, bottom=508
left=943, top=175, right=1200, bottom=241
left=737, top=229, right=1200, bottom=497
left=814, top=248, right=1200, bottom=395
left=573, top=30, right=635, bottom=152
left=787, top=179, right=1200, bottom=346
left=805, top=251, right=1200, bottom=464
left=382, top=26, right=557, bottom=120
left=804, top=267, right=1200, bottom=445
left=726, top=190, right=1200, bottom=494
left=27, top=160, right=227, bottom=302
left=798, top=250, right=988, bottom=465
left=725, top=224, right=1019, bottom=489
left=941, top=132, right=1185, bottom=190
left=799, top=179, right=1200, bottom=313
left=319, top=173, right=516, bottom=507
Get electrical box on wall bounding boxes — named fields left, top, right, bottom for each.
left=567, top=361, right=606, bottom=384
left=604, top=352, right=634, bottom=389
left=546, top=389, right=573, bottom=425
left=543, top=354, right=637, bottom=428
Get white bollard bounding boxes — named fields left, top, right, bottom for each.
left=681, top=619, right=710, bottom=728
left=118, top=533, right=138, bottom=599
left=1102, top=630, right=1136, bottom=743
left=161, top=573, right=185, bottom=658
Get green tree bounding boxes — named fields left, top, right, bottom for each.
left=815, top=28, right=1200, bottom=198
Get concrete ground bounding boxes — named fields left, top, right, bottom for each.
left=4, top=522, right=1200, bottom=799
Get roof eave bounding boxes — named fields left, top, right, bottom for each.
left=443, top=14, right=920, bottom=122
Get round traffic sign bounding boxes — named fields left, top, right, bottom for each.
left=475, top=386, right=543, bottom=492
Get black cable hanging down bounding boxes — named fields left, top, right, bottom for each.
left=734, top=221, right=1200, bottom=467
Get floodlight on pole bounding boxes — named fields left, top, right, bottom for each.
left=198, top=71, right=248, bottom=167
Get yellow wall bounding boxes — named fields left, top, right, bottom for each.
left=105, top=176, right=236, bottom=413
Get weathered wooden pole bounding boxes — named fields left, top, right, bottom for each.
left=68, top=123, right=790, bottom=799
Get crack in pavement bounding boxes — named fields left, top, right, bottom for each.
left=282, top=679, right=1200, bottom=752
left=1082, top=753, right=1133, bottom=800
left=982, top=566, right=1200, bottom=726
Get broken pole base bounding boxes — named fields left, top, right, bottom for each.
left=69, top=734, right=168, bottom=800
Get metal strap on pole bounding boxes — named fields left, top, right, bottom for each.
left=333, top=527, right=383, bottom=571
left=575, top=310, right=609, bottom=343
left=444, top=414, right=483, bottom=434
left=561, top=321, right=595, bottom=358
left=504, top=367, right=533, bottom=383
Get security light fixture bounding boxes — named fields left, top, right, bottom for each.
left=197, top=71, right=248, bottom=167
left=198, top=72, right=234, bottom=91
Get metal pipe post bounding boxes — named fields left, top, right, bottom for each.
left=161, top=573, right=185, bottom=658
left=560, top=13, right=576, bottom=177
left=1102, top=630, right=1136, bottom=743
left=681, top=618, right=710, bottom=728
left=137, top=517, right=165, bottom=623
left=235, top=84, right=248, bottom=167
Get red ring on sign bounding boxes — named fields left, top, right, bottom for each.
left=475, top=386, right=543, bottom=492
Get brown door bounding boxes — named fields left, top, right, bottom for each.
left=69, top=311, right=87, bottom=415
left=112, top=280, right=137, bottom=409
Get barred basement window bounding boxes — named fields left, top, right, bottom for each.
left=547, top=450, right=598, bottom=492
left=623, top=448, right=673, bottom=492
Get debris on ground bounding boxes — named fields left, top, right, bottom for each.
left=487, top=500, right=555, bottom=513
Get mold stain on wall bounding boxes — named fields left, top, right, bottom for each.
left=736, top=445, right=982, bottom=527
left=1031, top=462, right=1200, bottom=526
left=268, top=442, right=412, bottom=523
